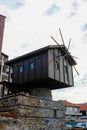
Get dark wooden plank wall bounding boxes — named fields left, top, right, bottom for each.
left=18, top=62, right=23, bottom=83
left=24, top=60, right=29, bottom=82
left=12, top=48, right=74, bottom=86
left=29, top=58, right=35, bottom=81
left=42, top=53, right=48, bottom=78
left=13, top=63, right=18, bottom=83
left=13, top=52, right=48, bottom=84
left=36, top=55, right=41, bottom=79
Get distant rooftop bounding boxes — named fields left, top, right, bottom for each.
left=62, top=100, right=79, bottom=107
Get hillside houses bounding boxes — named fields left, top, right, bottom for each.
left=62, top=100, right=82, bottom=121
left=62, top=100, right=87, bottom=121
left=78, top=103, right=87, bottom=116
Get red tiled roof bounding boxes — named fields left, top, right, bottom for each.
left=59, top=100, right=87, bottom=110
left=78, top=103, right=87, bottom=111
left=62, top=100, right=79, bottom=107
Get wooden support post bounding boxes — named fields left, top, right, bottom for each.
left=2, top=85, right=4, bottom=97
left=7, top=88, right=9, bottom=96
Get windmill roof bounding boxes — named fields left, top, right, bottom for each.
left=5, top=45, right=77, bottom=66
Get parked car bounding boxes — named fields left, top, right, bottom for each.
left=66, top=124, right=73, bottom=130
left=66, top=121, right=79, bottom=130
left=78, top=116, right=87, bottom=122
left=72, top=122, right=87, bottom=130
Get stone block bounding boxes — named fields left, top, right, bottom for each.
left=0, top=95, right=66, bottom=130
left=18, top=106, right=54, bottom=118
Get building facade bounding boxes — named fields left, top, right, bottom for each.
left=78, top=103, right=87, bottom=116
left=0, top=52, right=8, bottom=82
left=63, top=100, right=82, bottom=121
left=0, top=15, right=5, bottom=58
left=0, top=15, right=9, bottom=97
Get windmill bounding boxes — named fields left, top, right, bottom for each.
left=51, top=28, right=79, bottom=75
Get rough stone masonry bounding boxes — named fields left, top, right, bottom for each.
left=0, top=94, right=66, bottom=130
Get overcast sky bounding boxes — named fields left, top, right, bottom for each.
left=0, top=0, right=87, bottom=103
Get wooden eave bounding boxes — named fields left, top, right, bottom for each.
left=5, top=45, right=77, bottom=66
left=1, top=52, right=9, bottom=58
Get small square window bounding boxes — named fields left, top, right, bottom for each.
left=64, top=65, right=68, bottom=74
left=30, top=62, right=34, bottom=70
left=19, top=65, right=23, bottom=72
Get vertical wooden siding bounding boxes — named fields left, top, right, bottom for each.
left=48, top=48, right=74, bottom=86
left=13, top=52, right=48, bottom=83
left=24, top=60, right=29, bottom=82
left=18, top=62, right=23, bottom=83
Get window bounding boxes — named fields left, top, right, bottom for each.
left=30, top=62, right=34, bottom=70
left=19, top=65, right=23, bottom=72
left=55, top=61, right=59, bottom=69
left=64, top=65, right=68, bottom=74
left=57, top=62, right=59, bottom=69
left=64, top=65, right=69, bottom=81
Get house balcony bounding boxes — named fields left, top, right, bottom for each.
left=66, top=111, right=82, bottom=116
left=1, top=72, right=8, bottom=81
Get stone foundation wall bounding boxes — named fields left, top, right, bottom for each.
left=0, top=117, right=20, bottom=130
left=0, top=95, right=66, bottom=130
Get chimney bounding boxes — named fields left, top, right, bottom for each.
left=0, top=15, right=5, bottom=59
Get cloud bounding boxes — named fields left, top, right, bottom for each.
left=81, top=73, right=87, bottom=84
left=44, top=3, right=61, bottom=16
left=20, top=43, right=29, bottom=49
left=82, top=23, right=87, bottom=31
left=82, top=32, right=87, bottom=45
left=69, top=1, right=79, bottom=17
left=72, top=1, right=79, bottom=9
left=2, top=0, right=87, bottom=103
left=0, top=0, right=25, bottom=9
left=74, top=69, right=87, bottom=88
left=52, top=81, right=87, bottom=103
left=83, top=0, right=87, bottom=2
left=70, top=10, right=77, bottom=17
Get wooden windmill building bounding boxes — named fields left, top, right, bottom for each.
left=3, top=44, right=77, bottom=95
